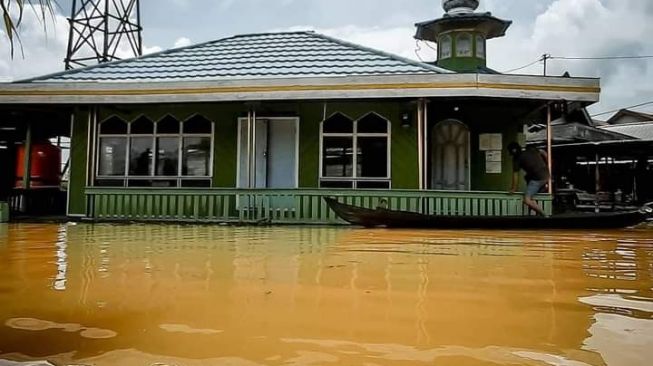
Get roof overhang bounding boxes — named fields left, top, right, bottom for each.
left=0, top=73, right=600, bottom=105
left=415, top=13, right=512, bottom=42
left=552, top=139, right=653, bottom=158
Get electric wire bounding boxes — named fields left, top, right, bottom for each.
left=590, top=101, right=653, bottom=117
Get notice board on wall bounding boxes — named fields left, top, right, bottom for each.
left=480, top=134, right=503, bottom=174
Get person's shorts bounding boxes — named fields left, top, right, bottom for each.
left=525, top=180, right=547, bottom=198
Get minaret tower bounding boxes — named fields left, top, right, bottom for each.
left=415, top=0, right=511, bottom=72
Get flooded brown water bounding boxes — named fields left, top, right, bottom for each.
left=0, top=223, right=652, bottom=366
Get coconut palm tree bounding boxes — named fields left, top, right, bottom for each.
left=1, top=0, right=56, bottom=57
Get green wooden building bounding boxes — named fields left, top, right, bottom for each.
left=0, top=0, right=600, bottom=224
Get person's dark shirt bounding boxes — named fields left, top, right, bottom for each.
left=513, top=147, right=550, bottom=182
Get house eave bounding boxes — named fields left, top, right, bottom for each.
left=0, top=73, right=600, bottom=105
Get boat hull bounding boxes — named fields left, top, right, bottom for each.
left=324, top=197, right=652, bottom=229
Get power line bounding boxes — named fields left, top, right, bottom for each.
left=502, top=58, right=542, bottom=74
left=590, top=101, right=653, bottom=117
left=551, top=55, right=653, bottom=60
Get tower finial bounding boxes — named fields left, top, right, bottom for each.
left=442, top=0, right=479, bottom=15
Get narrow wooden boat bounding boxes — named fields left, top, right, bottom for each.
left=324, top=197, right=653, bottom=229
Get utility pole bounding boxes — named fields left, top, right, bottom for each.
left=65, top=0, right=143, bottom=70
left=542, top=54, right=551, bottom=76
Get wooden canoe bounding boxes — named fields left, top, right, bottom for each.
left=324, top=197, right=653, bottom=229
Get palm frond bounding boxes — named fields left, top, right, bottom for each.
left=1, top=0, right=59, bottom=58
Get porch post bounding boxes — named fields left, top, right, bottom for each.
left=423, top=99, right=429, bottom=190
left=595, top=151, right=600, bottom=213
left=417, top=99, right=425, bottom=190
left=246, top=110, right=252, bottom=188
left=546, top=104, right=553, bottom=194
left=22, top=121, right=33, bottom=190
left=251, top=109, right=257, bottom=188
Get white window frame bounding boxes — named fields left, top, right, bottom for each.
left=95, top=113, right=215, bottom=187
left=319, top=112, right=392, bottom=189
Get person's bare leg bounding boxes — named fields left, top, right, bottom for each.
left=524, top=197, right=545, bottom=216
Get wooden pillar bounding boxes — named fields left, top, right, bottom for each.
left=595, top=152, right=600, bottom=213
left=246, top=110, right=252, bottom=188
left=22, top=121, right=33, bottom=190
left=417, top=99, right=425, bottom=190
left=423, top=100, right=429, bottom=190
left=251, top=109, right=257, bottom=188
left=546, top=104, right=553, bottom=194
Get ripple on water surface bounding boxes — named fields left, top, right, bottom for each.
left=0, top=222, right=651, bottom=366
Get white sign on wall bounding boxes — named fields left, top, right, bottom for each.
left=479, top=133, right=502, bottom=151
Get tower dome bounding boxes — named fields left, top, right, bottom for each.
left=442, top=0, right=479, bottom=14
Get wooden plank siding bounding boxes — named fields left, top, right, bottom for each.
left=85, top=188, right=552, bottom=225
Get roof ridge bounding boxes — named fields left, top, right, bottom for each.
left=307, top=32, right=450, bottom=74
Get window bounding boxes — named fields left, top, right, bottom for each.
left=439, top=35, right=452, bottom=59
left=320, top=112, right=390, bottom=189
left=95, top=114, right=213, bottom=187
left=456, top=33, right=472, bottom=57
left=475, top=34, right=485, bottom=59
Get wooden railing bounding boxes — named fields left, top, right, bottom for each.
left=85, top=188, right=552, bottom=224
left=0, top=201, right=8, bottom=223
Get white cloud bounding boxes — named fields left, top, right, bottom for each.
left=488, top=0, right=653, bottom=116
left=287, top=0, right=653, bottom=117
left=0, top=5, right=163, bottom=81
left=2, top=0, right=652, bottom=118
left=173, top=37, right=192, bottom=48
left=0, top=6, right=69, bottom=81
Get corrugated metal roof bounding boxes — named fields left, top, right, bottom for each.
left=601, top=122, right=653, bottom=140
left=23, top=31, right=448, bottom=83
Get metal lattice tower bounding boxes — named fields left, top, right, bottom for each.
left=64, top=0, right=143, bottom=70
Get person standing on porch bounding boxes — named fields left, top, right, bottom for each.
left=507, top=142, right=550, bottom=216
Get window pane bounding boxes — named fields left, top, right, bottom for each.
left=182, top=137, right=211, bottom=176
left=184, top=115, right=212, bottom=134
left=129, top=137, right=153, bottom=176
left=357, top=137, right=388, bottom=178
left=157, top=115, right=180, bottom=134
left=99, top=117, right=127, bottom=134
left=156, top=137, right=179, bottom=176
left=456, top=33, right=472, bottom=57
left=323, top=113, right=353, bottom=134
left=95, top=179, right=125, bottom=187
left=127, top=179, right=178, bottom=188
left=181, top=180, right=211, bottom=188
left=131, top=116, right=154, bottom=134
left=357, top=181, right=390, bottom=189
left=476, top=35, right=485, bottom=58
left=323, top=136, right=353, bottom=177
left=320, top=180, right=353, bottom=189
left=440, top=35, right=452, bottom=59
left=98, top=137, right=126, bottom=176
left=357, top=113, right=388, bottom=133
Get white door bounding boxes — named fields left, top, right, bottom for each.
left=430, top=119, right=470, bottom=190
left=238, top=118, right=298, bottom=189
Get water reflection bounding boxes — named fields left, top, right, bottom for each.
left=0, top=223, right=650, bottom=365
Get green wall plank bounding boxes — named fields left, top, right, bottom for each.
left=68, top=108, right=90, bottom=216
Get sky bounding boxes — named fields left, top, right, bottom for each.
left=1, top=0, right=652, bottom=120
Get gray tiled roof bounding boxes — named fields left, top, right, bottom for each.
left=601, top=122, right=653, bottom=140
left=24, top=31, right=447, bottom=83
